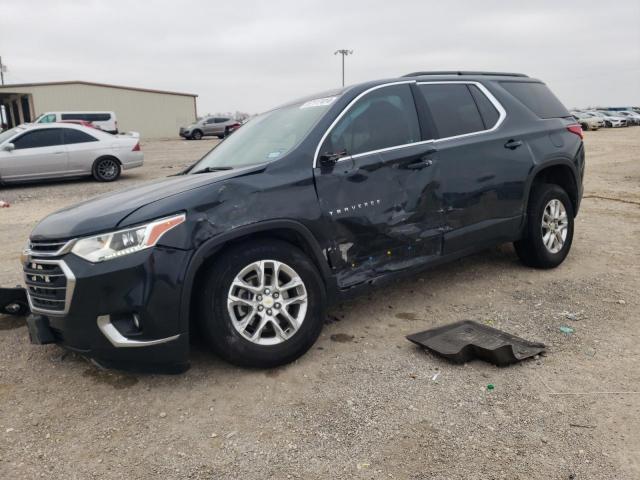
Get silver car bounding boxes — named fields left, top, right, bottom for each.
left=0, top=123, right=143, bottom=184
left=179, top=116, right=241, bottom=140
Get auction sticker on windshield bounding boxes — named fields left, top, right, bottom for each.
left=300, top=97, right=337, bottom=109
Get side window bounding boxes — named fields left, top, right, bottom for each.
left=61, top=113, right=84, bottom=121
left=215, top=117, right=229, bottom=123
left=39, top=114, right=57, bottom=123
left=87, top=113, right=111, bottom=121
left=61, top=113, right=111, bottom=122
left=468, top=85, right=500, bottom=129
left=321, top=84, right=420, bottom=157
left=63, top=128, right=98, bottom=144
left=13, top=129, right=63, bottom=149
left=206, top=118, right=217, bottom=124
left=418, top=84, right=485, bottom=138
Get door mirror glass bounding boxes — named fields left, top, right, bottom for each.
left=2, top=142, right=15, bottom=152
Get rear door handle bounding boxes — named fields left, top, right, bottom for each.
left=407, top=158, right=433, bottom=170
left=504, top=139, right=523, bottom=150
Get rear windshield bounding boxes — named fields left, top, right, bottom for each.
left=501, top=81, right=569, bottom=119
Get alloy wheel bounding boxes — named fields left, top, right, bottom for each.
left=98, top=159, right=118, bottom=180
left=541, top=199, right=568, bottom=254
left=227, top=260, right=308, bottom=346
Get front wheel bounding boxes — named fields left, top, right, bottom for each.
left=191, top=130, right=203, bottom=140
left=514, top=183, right=574, bottom=269
left=92, top=157, right=121, bottom=182
left=197, top=240, right=326, bottom=368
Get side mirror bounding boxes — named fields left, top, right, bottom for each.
left=319, top=150, right=347, bottom=167
left=2, top=143, right=15, bottom=152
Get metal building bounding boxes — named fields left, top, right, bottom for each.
left=0, top=80, right=197, bottom=138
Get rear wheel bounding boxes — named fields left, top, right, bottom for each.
left=197, top=240, right=326, bottom=368
left=191, top=130, right=203, bottom=140
left=514, top=183, right=574, bottom=269
left=92, top=157, right=121, bottom=182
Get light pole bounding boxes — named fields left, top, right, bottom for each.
left=0, top=57, right=5, bottom=86
left=334, top=49, right=353, bottom=87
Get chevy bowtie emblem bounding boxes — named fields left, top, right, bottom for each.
left=328, top=199, right=381, bottom=216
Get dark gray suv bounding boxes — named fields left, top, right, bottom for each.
left=24, top=71, right=584, bottom=373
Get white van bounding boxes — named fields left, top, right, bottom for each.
left=35, top=111, right=118, bottom=134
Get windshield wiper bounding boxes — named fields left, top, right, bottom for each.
left=191, top=166, right=234, bottom=174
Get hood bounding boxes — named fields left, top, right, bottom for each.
left=30, top=165, right=262, bottom=240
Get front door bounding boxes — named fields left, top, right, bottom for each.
left=0, top=128, right=67, bottom=182
left=313, top=82, right=442, bottom=288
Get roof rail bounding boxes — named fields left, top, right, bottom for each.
left=403, top=71, right=528, bottom=78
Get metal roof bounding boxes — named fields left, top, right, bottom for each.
left=0, top=80, right=197, bottom=97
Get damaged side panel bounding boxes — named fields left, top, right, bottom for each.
left=313, top=142, right=445, bottom=288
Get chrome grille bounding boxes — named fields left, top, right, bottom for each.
left=23, top=259, right=75, bottom=316
left=27, top=239, right=74, bottom=257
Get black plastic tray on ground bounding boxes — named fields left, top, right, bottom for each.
left=407, top=320, right=545, bottom=366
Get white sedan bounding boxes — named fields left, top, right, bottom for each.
left=0, top=123, right=143, bottom=184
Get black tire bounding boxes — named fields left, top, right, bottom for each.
left=514, top=183, right=574, bottom=269
left=191, top=130, right=203, bottom=140
left=217, top=134, right=224, bottom=139
left=580, top=122, right=589, bottom=131
left=197, top=240, right=326, bottom=368
left=92, top=157, right=121, bottom=182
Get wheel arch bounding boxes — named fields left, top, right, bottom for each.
left=93, top=154, right=122, bottom=166
left=524, top=160, right=580, bottom=218
left=179, top=219, right=334, bottom=332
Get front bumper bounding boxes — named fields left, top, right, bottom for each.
left=179, top=129, right=192, bottom=138
left=23, top=246, right=192, bottom=373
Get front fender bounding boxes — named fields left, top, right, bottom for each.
left=178, top=219, right=336, bottom=331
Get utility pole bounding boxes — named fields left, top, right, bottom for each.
left=334, top=49, right=353, bottom=87
left=0, top=57, right=5, bottom=86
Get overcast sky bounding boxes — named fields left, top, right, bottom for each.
left=2, top=0, right=639, bottom=114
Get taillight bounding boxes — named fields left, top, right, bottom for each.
left=567, top=124, right=583, bottom=140
left=132, top=142, right=141, bottom=151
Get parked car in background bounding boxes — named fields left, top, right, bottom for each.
left=614, top=110, right=640, bottom=126
left=588, top=111, right=627, bottom=128
left=22, top=71, right=584, bottom=372
left=35, top=111, right=118, bottom=134
left=179, top=116, right=241, bottom=140
left=0, top=123, right=142, bottom=184
left=571, top=111, right=601, bottom=131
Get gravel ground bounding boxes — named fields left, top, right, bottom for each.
left=1, top=130, right=639, bottom=479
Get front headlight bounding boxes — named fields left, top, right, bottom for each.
left=71, top=213, right=186, bottom=263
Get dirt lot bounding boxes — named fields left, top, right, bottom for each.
left=1, top=130, right=639, bottom=479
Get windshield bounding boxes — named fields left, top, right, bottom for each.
left=190, top=97, right=337, bottom=171
left=0, top=126, right=24, bottom=145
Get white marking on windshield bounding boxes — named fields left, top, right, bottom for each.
left=300, top=97, right=337, bottom=109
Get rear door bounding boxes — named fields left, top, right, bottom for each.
left=0, top=128, right=67, bottom=181
left=62, top=128, right=102, bottom=174
left=202, top=117, right=217, bottom=135
left=313, top=82, right=443, bottom=287
left=416, top=82, right=532, bottom=253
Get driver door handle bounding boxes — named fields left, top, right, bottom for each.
left=504, top=139, right=523, bottom=150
